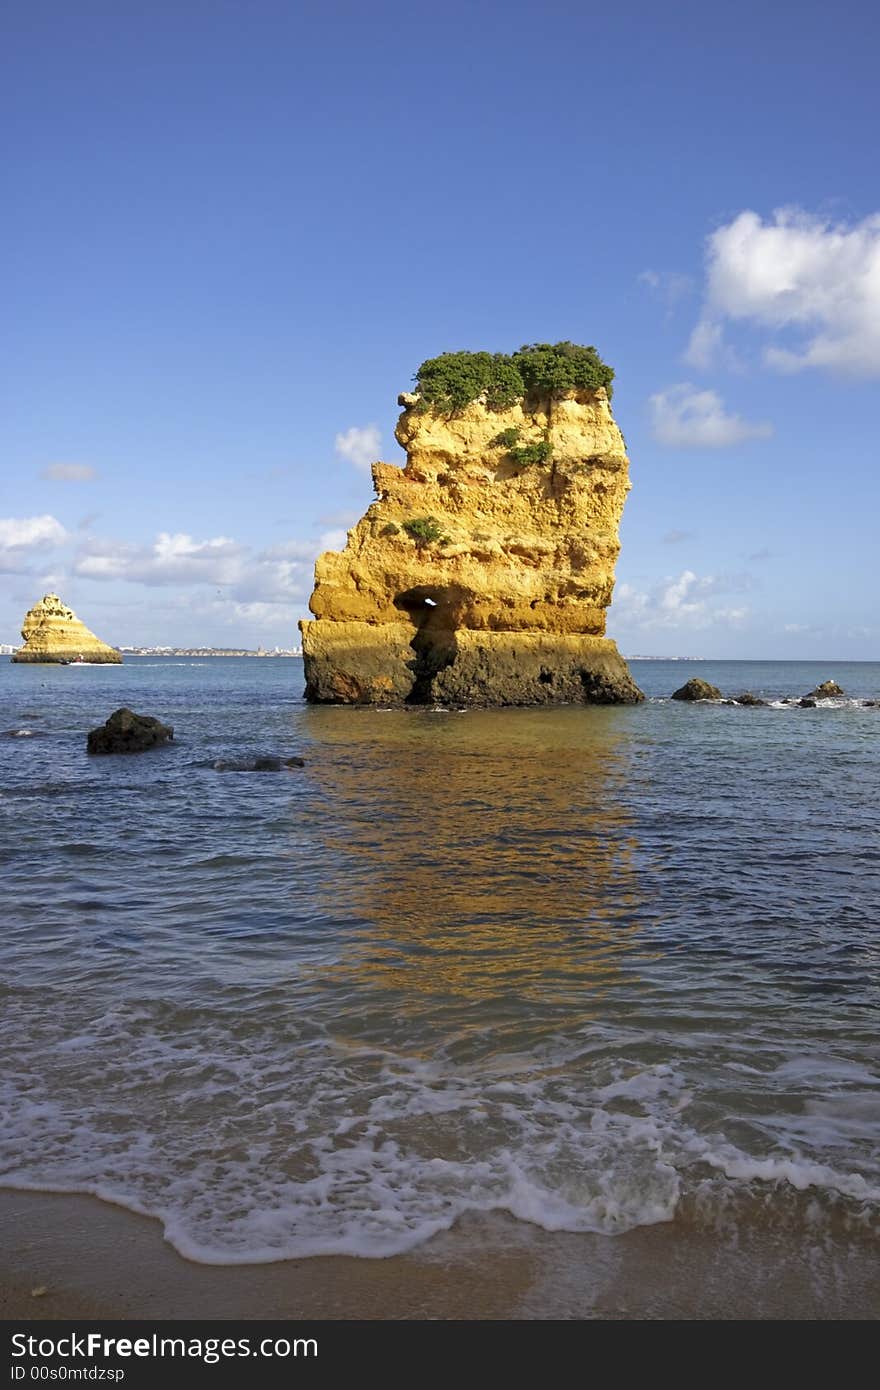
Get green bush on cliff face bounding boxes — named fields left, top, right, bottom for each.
left=509, top=439, right=552, bottom=468
left=414, top=341, right=613, bottom=413
left=402, top=516, right=446, bottom=546
left=491, top=425, right=552, bottom=468
left=491, top=427, right=522, bottom=450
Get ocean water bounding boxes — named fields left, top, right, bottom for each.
left=0, top=657, right=878, bottom=1271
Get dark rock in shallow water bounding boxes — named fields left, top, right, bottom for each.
left=87, top=707, right=173, bottom=754
left=213, top=755, right=305, bottom=771
left=807, top=680, right=845, bottom=698
left=733, top=692, right=767, bottom=706
left=671, top=678, right=721, bottom=702
left=799, top=698, right=817, bottom=708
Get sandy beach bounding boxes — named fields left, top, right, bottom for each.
left=2, top=1188, right=877, bottom=1321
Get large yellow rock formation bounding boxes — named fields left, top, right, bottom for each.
left=12, top=594, right=122, bottom=664
left=300, top=387, right=642, bottom=704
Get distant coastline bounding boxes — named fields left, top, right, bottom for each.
left=119, top=646, right=303, bottom=658
left=1, top=644, right=303, bottom=658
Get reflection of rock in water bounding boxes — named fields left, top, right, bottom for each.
left=212, top=755, right=305, bottom=771
left=300, top=707, right=646, bottom=1032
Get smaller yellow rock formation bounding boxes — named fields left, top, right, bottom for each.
left=12, top=594, right=122, bottom=664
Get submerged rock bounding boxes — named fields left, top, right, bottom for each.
left=807, top=679, right=845, bottom=698
left=671, top=678, right=721, bottom=702
left=733, top=692, right=767, bottom=706
left=87, top=708, right=173, bottom=754
left=12, top=594, right=122, bottom=664
left=799, top=698, right=817, bottom=708
left=212, top=755, right=305, bottom=771
left=299, top=358, right=642, bottom=707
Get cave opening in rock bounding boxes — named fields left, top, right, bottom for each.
left=394, top=586, right=461, bottom=704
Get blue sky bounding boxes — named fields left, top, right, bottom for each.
left=2, top=0, right=878, bottom=655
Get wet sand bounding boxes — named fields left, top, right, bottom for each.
left=1, top=1188, right=876, bottom=1320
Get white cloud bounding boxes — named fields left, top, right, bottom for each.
left=40, top=463, right=98, bottom=482
left=260, top=539, right=328, bottom=562
left=163, top=592, right=307, bottom=639
left=684, top=319, right=726, bottom=370
left=638, top=268, right=693, bottom=309
left=0, top=514, right=68, bottom=571
left=261, top=528, right=347, bottom=561
left=335, top=424, right=381, bottom=472
left=649, top=383, right=773, bottom=448
left=0, top=520, right=347, bottom=644
left=75, top=532, right=246, bottom=586
left=36, top=571, right=68, bottom=591
left=317, top=527, right=348, bottom=553
left=72, top=527, right=324, bottom=615
left=230, top=549, right=318, bottom=607
left=0, top=515, right=67, bottom=549
left=687, top=207, right=880, bottom=375
left=613, top=569, right=751, bottom=631
left=662, top=529, right=695, bottom=545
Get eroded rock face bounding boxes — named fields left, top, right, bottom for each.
left=87, top=708, right=173, bottom=754
left=300, top=388, right=642, bottom=705
left=12, top=594, right=122, bottom=664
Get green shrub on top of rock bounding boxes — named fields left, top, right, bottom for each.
left=414, top=353, right=523, bottom=413
left=513, top=342, right=613, bottom=397
left=413, top=342, right=614, bottom=414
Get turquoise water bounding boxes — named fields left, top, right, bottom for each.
left=0, top=657, right=878, bottom=1264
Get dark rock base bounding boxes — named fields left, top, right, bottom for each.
left=300, top=621, right=643, bottom=706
